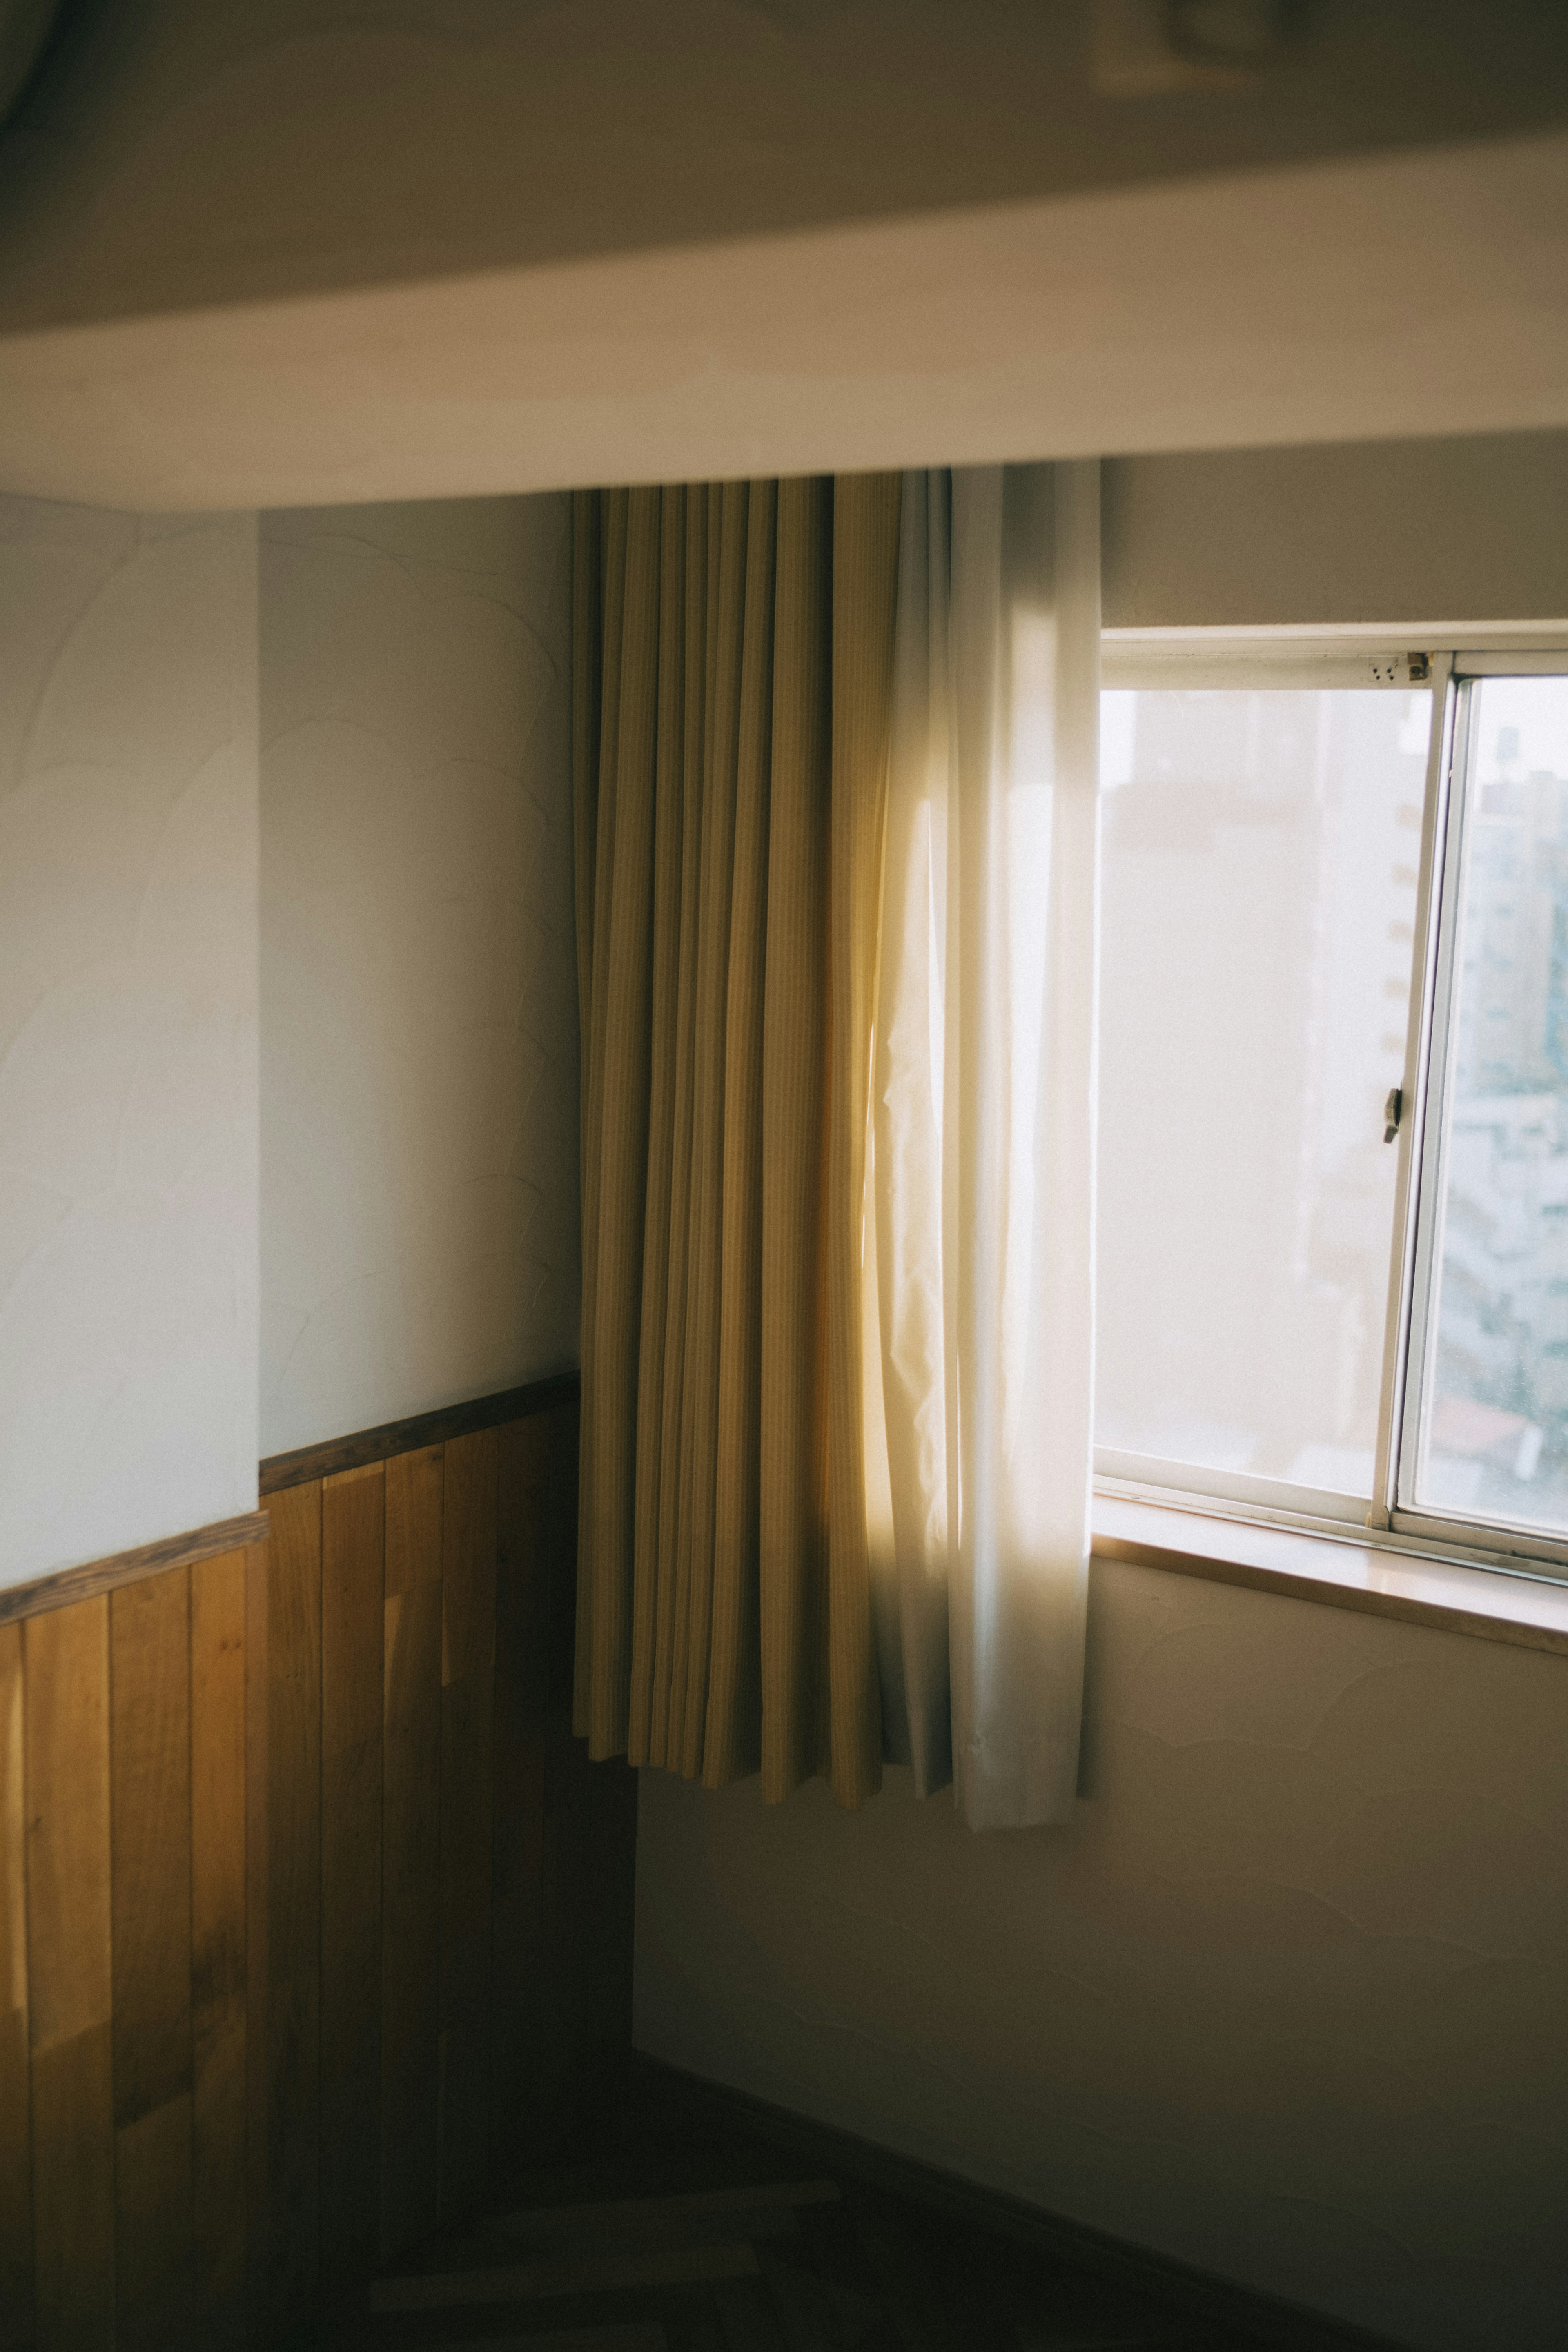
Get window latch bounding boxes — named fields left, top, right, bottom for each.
left=1384, top=1086, right=1403, bottom=1143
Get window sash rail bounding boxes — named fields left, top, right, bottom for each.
left=1095, top=1466, right=1568, bottom=1592
left=1371, top=653, right=1458, bottom=1532
left=1096, top=635, right=1568, bottom=1588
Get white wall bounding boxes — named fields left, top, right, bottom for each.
left=0, top=498, right=259, bottom=1589
left=635, top=1561, right=1568, bottom=2352
left=1, top=8, right=1564, bottom=511
left=4, top=2, right=1557, bottom=340
left=259, top=496, right=579, bottom=1458
left=632, top=428, right=1568, bottom=2350
left=1104, top=430, right=1568, bottom=630
left=4, top=132, right=1565, bottom=517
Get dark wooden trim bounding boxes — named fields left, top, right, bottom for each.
left=0, top=1511, right=272, bottom=1629
left=631, top=2056, right=1403, bottom=2352
left=258, top=1370, right=581, bottom=1496
left=3, top=1374, right=581, bottom=1621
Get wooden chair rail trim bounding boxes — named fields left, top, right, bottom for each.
left=0, top=1509, right=272, bottom=1627
left=258, top=1366, right=581, bottom=1494
left=0, top=1371, right=581, bottom=1625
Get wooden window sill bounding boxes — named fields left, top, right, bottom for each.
left=1092, top=1492, right=1568, bottom=1661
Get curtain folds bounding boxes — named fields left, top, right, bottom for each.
left=573, top=477, right=900, bottom=1807
left=574, top=462, right=1098, bottom=1828
left=870, top=463, right=1101, bottom=1829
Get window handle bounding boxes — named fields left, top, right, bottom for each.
left=1384, top=1086, right=1403, bottom=1143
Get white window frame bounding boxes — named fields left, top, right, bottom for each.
left=1096, top=630, right=1568, bottom=1591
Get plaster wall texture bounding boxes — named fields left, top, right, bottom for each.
left=0, top=497, right=259, bottom=1590
left=1, top=7, right=1564, bottom=512
left=2, top=131, right=1564, bottom=517
left=1104, top=430, right=1568, bottom=631
left=635, top=1559, right=1568, bottom=2352
left=1, top=1, right=1557, bottom=337
left=259, top=494, right=578, bottom=1459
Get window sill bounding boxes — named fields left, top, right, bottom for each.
left=1091, top=1492, right=1568, bottom=1661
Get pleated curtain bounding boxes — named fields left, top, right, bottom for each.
left=572, top=475, right=901, bottom=1807
left=869, top=463, right=1101, bottom=1828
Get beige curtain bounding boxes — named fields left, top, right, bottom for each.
left=572, top=475, right=901, bottom=1807
left=869, top=465, right=1100, bottom=1829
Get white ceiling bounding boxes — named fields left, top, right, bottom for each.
left=1, top=131, right=1563, bottom=511
left=0, top=1, right=1562, bottom=508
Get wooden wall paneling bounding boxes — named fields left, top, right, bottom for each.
left=109, top=1570, right=195, bottom=2350
left=385, top=1443, right=443, bottom=1606
left=0, top=1377, right=627, bottom=2343
left=0, top=1517, right=272, bottom=1638
left=243, top=1541, right=270, bottom=2335
left=24, top=1598, right=116, bottom=2350
left=263, top=1481, right=323, bottom=2326
left=0, top=1622, right=32, bottom=2351
left=437, top=1429, right=498, bottom=2217
left=490, top=1414, right=552, bottom=2172
left=189, top=1549, right=249, bottom=2342
left=545, top=1403, right=581, bottom=1714
left=537, top=1401, right=586, bottom=2129
left=319, top=1465, right=385, bottom=2296
left=582, top=1738, right=639, bottom=2106
left=566, top=1453, right=637, bottom=2124
left=112, top=2103, right=193, bottom=2352
left=541, top=1729, right=639, bottom=2137
left=539, top=1404, right=638, bottom=2134
left=260, top=1374, right=579, bottom=1497
left=29, top=2030, right=118, bottom=2352
left=381, top=1446, right=443, bottom=2258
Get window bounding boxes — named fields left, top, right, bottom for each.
left=1096, top=644, right=1568, bottom=1582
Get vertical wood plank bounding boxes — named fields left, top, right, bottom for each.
left=539, top=1405, right=637, bottom=2136
left=243, top=1541, right=270, bottom=2333
left=540, top=1727, right=639, bottom=2137
left=190, top=1549, right=248, bottom=2341
left=438, top=1429, right=497, bottom=2218
left=322, top=1466, right=385, bottom=1755
left=320, top=1464, right=384, bottom=2295
left=441, top=1428, right=498, bottom=1691
left=381, top=1447, right=443, bottom=2257
left=490, top=1415, right=552, bottom=2173
left=265, top=1481, right=322, bottom=2325
left=536, top=1401, right=583, bottom=2134
left=110, top=1568, right=194, bottom=2350
left=385, top=1444, right=443, bottom=1601
left=113, top=2098, right=192, bottom=2352
left=0, top=1622, right=32, bottom=2352
left=24, top=1599, right=115, bottom=2348
left=30, top=2028, right=116, bottom=2352
left=545, top=1403, right=582, bottom=1716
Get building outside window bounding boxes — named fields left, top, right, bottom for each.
left=1095, top=647, right=1568, bottom=1579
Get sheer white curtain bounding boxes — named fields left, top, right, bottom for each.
left=867, top=462, right=1101, bottom=1829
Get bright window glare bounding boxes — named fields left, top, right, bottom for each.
left=1416, top=674, right=1568, bottom=1532
left=1101, top=690, right=1137, bottom=791
left=1096, top=688, right=1426, bottom=1496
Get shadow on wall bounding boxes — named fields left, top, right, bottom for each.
left=259, top=494, right=580, bottom=1461
left=634, top=1557, right=1568, bottom=2352
left=0, top=499, right=259, bottom=1590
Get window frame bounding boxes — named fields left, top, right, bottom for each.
left=1095, top=630, right=1568, bottom=1592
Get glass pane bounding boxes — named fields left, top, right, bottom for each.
left=1097, top=686, right=1427, bottom=1496
left=1414, top=673, right=1568, bottom=1532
